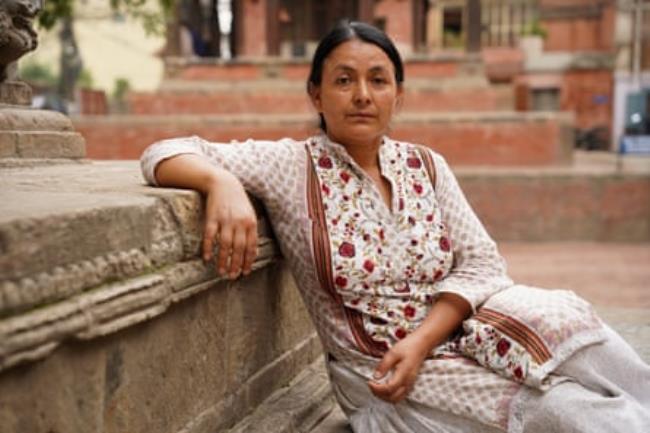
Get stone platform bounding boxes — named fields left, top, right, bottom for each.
left=0, top=160, right=321, bottom=433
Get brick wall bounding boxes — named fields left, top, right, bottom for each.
left=540, top=0, right=615, bottom=52
left=374, top=0, right=413, bottom=55
left=74, top=113, right=572, bottom=166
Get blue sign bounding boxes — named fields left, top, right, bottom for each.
left=620, top=135, right=650, bottom=155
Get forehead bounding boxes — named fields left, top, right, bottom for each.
left=323, top=39, right=395, bottom=73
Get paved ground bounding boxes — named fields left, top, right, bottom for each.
left=310, top=241, right=650, bottom=433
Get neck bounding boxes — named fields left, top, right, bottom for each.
left=329, top=133, right=383, bottom=170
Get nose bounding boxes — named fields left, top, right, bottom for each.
left=353, top=79, right=371, bottom=105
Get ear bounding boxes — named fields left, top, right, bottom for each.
left=394, top=84, right=404, bottom=113
left=308, top=82, right=323, bottom=112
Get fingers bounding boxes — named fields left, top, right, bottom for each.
left=203, top=221, right=218, bottom=261
left=201, top=182, right=258, bottom=279
left=206, top=215, right=257, bottom=279
left=368, top=352, right=415, bottom=403
left=228, top=226, right=248, bottom=278
left=242, top=227, right=258, bottom=276
left=216, top=224, right=233, bottom=276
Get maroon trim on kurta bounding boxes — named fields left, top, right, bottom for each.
left=416, top=146, right=437, bottom=190
left=474, top=308, right=552, bottom=364
left=305, top=144, right=387, bottom=358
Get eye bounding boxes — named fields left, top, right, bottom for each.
left=371, top=76, right=388, bottom=85
left=335, top=75, right=351, bottom=85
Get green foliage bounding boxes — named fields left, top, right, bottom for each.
left=38, top=0, right=74, bottom=30
left=112, top=77, right=131, bottom=101
left=522, top=20, right=547, bottom=39
left=38, top=0, right=176, bottom=35
left=19, top=61, right=58, bottom=87
left=78, top=68, right=94, bottom=88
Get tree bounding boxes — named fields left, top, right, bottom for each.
left=38, top=0, right=175, bottom=35
left=36, top=0, right=174, bottom=109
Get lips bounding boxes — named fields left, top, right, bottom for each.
left=347, top=113, right=376, bottom=120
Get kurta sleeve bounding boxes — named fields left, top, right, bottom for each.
left=431, top=152, right=513, bottom=312
left=139, top=135, right=299, bottom=209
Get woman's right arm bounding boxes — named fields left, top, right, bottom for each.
left=154, top=154, right=259, bottom=279
left=141, top=136, right=297, bottom=279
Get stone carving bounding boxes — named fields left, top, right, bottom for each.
left=0, top=0, right=42, bottom=82
left=0, top=236, right=280, bottom=373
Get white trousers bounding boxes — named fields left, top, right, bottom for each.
left=327, top=325, right=650, bottom=433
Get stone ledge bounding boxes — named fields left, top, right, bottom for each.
left=0, top=108, right=75, bottom=132
left=226, top=358, right=336, bottom=433
left=0, top=160, right=280, bottom=373
left=0, top=130, right=86, bottom=158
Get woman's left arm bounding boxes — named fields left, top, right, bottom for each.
left=368, top=292, right=470, bottom=403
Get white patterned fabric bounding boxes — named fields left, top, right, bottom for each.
left=140, top=134, right=650, bottom=432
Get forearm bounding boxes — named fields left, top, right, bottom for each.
left=410, top=293, right=472, bottom=355
left=154, top=154, right=229, bottom=194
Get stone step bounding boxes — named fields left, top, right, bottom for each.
left=73, top=111, right=573, bottom=166
left=165, top=53, right=488, bottom=83
left=226, top=358, right=336, bottom=433
left=128, top=85, right=510, bottom=115
left=0, top=108, right=85, bottom=160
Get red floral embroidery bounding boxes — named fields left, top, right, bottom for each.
left=363, top=259, right=375, bottom=273
left=514, top=366, right=523, bottom=380
left=439, top=236, right=451, bottom=252
left=339, top=242, right=356, bottom=258
left=434, top=269, right=443, bottom=280
left=413, top=183, right=423, bottom=194
left=340, top=171, right=351, bottom=183
left=496, top=338, right=511, bottom=357
left=335, top=275, right=348, bottom=287
left=426, top=214, right=434, bottom=222
left=404, top=305, right=416, bottom=319
left=322, top=183, right=330, bottom=196
left=398, top=198, right=404, bottom=211
left=395, top=328, right=407, bottom=339
left=406, top=157, right=422, bottom=169
left=318, top=156, right=333, bottom=168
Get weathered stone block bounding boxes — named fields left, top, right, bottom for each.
left=0, top=108, right=74, bottom=132
left=101, top=281, right=229, bottom=433
left=0, top=132, right=17, bottom=157
left=0, top=82, right=32, bottom=106
left=16, top=131, right=86, bottom=159
left=0, top=342, right=105, bottom=433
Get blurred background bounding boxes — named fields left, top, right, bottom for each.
left=19, top=0, right=650, bottom=158
left=18, top=0, right=649, bottom=299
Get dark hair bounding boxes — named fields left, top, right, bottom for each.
left=307, top=20, right=404, bottom=131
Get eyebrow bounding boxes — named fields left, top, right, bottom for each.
left=332, top=64, right=391, bottom=74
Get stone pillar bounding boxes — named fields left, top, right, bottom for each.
left=426, top=1, right=443, bottom=51
left=0, top=0, right=86, bottom=163
left=466, top=0, right=482, bottom=53
left=266, top=0, right=281, bottom=56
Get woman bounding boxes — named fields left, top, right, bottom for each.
left=141, top=21, right=650, bottom=433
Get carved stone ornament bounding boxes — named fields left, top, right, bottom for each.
left=0, top=0, right=42, bottom=82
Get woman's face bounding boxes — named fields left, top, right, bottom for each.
left=310, top=38, right=403, bottom=148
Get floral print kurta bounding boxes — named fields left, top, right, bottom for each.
left=141, top=134, right=611, bottom=431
